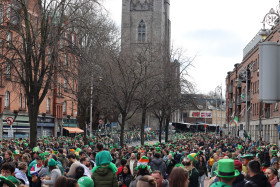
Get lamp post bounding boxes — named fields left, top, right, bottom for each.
left=215, top=85, right=222, bottom=133
left=89, top=74, right=93, bottom=138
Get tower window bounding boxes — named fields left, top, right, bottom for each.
left=138, top=20, right=146, bottom=42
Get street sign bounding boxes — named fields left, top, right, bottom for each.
left=8, top=129, right=14, bottom=138
left=98, top=119, right=103, bottom=124
left=204, top=124, right=207, bottom=128
left=6, top=117, right=14, bottom=126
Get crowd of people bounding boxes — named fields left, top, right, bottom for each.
left=0, top=131, right=278, bottom=187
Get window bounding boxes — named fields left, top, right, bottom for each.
left=0, top=39, right=3, bottom=55
left=23, top=94, right=26, bottom=109
left=6, top=3, right=11, bottom=21
left=63, top=101, right=66, bottom=113
left=19, top=93, right=22, bottom=109
left=47, top=98, right=50, bottom=112
left=71, top=101, right=73, bottom=115
left=64, top=78, right=67, bottom=88
left=65, top=54, right=68, bottom=65
left=7, top=31, right=12, bottom=47
left=0, top=4, right=3, bottom=23
left=138, top=20, right=146, bottom=42
left=6, top=62, right=10, bottom=76
left=5, top=91, right=10, bottom=107
left=72, top=35, right=75, bottom=46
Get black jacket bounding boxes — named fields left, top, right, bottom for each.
left=232, top=174, right=246, bottom=187
left=196, top=161, right=208, bottom=177
left=117, top=173, right=133, bottom=187
left=149, top=158, right=167, bottom=176
left=244, top=173, right=271, bottom=187
left=166, top=159, right=177, bottom=175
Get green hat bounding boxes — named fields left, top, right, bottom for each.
left=48, top=158, right=57, bottom=166
left=175, top=163, right=184, bottom=168
left=214, top=159, right=240, bottom=178
left=89, top=142, right=93, bottom=146
left=155, top=147, right=160, bottom=152
left=78, top=177, right=94, bottom=187
left=44, top=151, right=50, bottom=156
left=241, top=154, right=255, bottom=159
left=13, top=150, right=20, bottom=155
left=187, top=152, right=200, bottom=163
left=271, top=150, right=277, bottom=156
left=0, top=176, right=20, bottom=187
left=33, top=147, right=40, bottom=153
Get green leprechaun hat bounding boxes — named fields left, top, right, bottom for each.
left=0, top=176, right=20, bottom=187
left=187, top=152, right=200, bottom=163
left=214, top=159, right=240, bottom=178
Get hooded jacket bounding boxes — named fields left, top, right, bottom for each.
left=149, top=158, right=166, bottom=176
left=244, top=173, right=271, bottom=187
left=91, top=167, right=118, bottom=187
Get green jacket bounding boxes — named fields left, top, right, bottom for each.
left=92, top=167, right=118, bottom=187
left=28, top=160, right=37, bottom=177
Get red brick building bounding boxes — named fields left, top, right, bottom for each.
left=0, top=0, right=79, bottom=139
left=226, top=25, right=280, bottom=144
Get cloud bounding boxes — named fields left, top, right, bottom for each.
left=184, top=29, right=244, bottom=58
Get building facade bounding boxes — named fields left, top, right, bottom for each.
left=226, top=25, right=280, bottom=144
left=0, top=0, right=79, bottom=139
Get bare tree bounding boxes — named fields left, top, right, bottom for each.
left=152, top=46, right=196, bottom=142
left=101, top=49, right=147, bottom=147
left=0, top=0, right=100, bottom=148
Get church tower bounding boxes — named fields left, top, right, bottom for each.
left=121, top=0, right=171, bottom=56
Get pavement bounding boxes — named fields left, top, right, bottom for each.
left=128, top=140, right=164, bottom=146
left=204, top=176, right=211, bottom=187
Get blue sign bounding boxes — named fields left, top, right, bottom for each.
left=278, top=125, right=280, bottom=133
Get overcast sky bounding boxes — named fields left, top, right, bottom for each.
left=103, top=0, right=279, bottom=95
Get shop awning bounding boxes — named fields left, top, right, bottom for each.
left=63, top=127, right=84, bottom=133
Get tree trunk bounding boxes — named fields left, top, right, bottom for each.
left=141, top=105, right=147, bottom=145
left=165, top=115, right=170, bottom=142
left=29, top=103, right=39, bottom=149
left=159, top=119, right=163, bottom=143
left=120, top=113, right=126, bottom=147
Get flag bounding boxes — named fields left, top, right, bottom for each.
left=234, top=116, right=238, bottom=126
